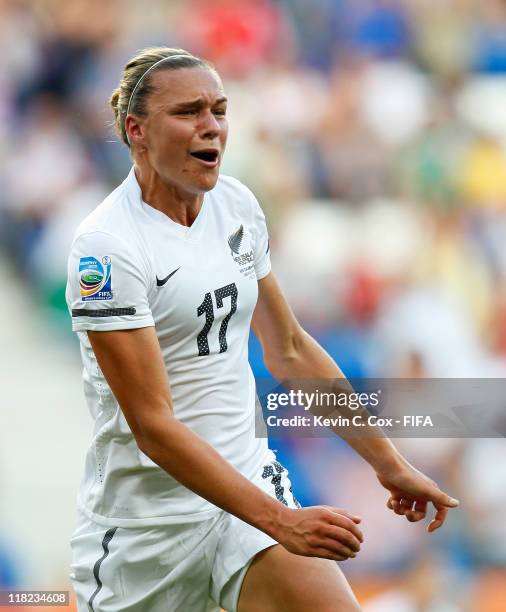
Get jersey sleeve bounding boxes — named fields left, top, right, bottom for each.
left=66, top=230, right=155, bottom=332
left=249, top=191, right=272, bottom=280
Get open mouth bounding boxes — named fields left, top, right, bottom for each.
left=190, top=149, right=219, bottom=164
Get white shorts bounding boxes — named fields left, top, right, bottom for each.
left=69, top=458, right=300, bottom=612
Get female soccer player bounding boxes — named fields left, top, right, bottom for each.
left=66, top=48, right=459, bottom=612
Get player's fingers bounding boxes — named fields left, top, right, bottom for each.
left=327, top=513, right=364, bottom=543
left=426, top=487, right=459, bottom=509
left=427, top=505, right=449, bottom=533
left=390, top=498, right=406, bottom=515
left=325, top=526, right=361, bottom=552
left=401, top=497, right=415, bottom=522
left=324, top=506, right=362, bottom=524
left=321, top=534, right=360, bottom=558
left=322, top=537, right=357, bottom=558
left=400, top=498, right=415, bottom=510
left=312, top=547, right=348, bottom=562
left=413, top=500, right=428, bottom=520
left=405, top=509, right=424, bottom=522
left=406, top=500, right=428, bottom=522
left=400, top=498, right=415, bottom=521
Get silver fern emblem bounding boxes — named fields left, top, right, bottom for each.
left=228, top=224, right=244, bottom=255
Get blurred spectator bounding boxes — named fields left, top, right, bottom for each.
left=473, top=0, right=506, bottom=73
left=179, top=0, right=293, bottom=78
left=346, top=0, right=412, bottom=59
left=411, top=0, right=476, bottom=80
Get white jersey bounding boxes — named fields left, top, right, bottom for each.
left=66, top=167, right=273, bottom=527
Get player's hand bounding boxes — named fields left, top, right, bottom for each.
left=274, top=506, right=363, bottom=561
left=375, top=457, right=459, bottom=533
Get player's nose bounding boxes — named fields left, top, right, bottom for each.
left=198, top=109, right=221, bottom=139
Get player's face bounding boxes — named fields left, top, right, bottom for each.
left=137, top=66, right=228, bottom=196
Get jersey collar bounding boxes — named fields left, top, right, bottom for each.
left=123, top=166, right=210, bottom=242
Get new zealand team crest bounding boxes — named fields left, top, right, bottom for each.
left=228, top=224, right=255, bottom=279
left=228, top=224, right=244, bottom=255
left=79, top=256, right=112, bottom=301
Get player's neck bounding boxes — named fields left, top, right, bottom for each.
left=133, top=164, right=204, bottom=227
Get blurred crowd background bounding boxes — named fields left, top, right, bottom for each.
left=1, top=0, right=506, bottom=610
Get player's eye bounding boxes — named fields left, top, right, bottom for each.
left=213, top=108, right=227, bottom=116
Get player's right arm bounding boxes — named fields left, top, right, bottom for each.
left=87, top=325, right=363, bottom=561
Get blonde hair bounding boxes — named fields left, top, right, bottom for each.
left=110, top=47, right=212, bottom=147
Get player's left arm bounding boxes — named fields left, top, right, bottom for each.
left=251, top=272, right=459, bottom=532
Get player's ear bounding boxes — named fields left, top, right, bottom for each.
left=125, top=114, right=146, bottom=149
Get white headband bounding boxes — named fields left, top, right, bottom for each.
left=125, top=54, right=193, bottom=144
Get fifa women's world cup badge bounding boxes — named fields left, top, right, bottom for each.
left=79, top=256, right=112, bottom=301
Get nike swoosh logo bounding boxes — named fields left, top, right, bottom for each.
left=156, top=267, right=180, bottom=286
